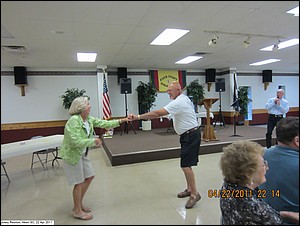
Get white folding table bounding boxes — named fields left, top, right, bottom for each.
left=1, top=134, right=64, bottom=160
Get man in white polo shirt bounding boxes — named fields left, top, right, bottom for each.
left=129, top=81, right=201, bottom=209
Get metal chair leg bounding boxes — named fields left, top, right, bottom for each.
left=36, top=153, right=47, bottom=170
left=1, top=160, right=10, bottom=183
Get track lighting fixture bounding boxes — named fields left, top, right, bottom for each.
left=272, top=44, right=279, bottom=51
left=204, top=30, right=285, bottom=49
left=242, top=36, right=251, bottom=48
left=272, top=40, right=280, bottom=51
left=208, top=34, right=219, bottom=46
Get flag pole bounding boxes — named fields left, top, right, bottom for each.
left=230, top=110, right=243, bottom=137
left=101, top=66, right=114, bottom=137
left=230, top=71, right=242, bottom=137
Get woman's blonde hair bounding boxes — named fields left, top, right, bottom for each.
left=220, top=140, right=264, bottom=186
left=68, top=96, right=89, bottom=115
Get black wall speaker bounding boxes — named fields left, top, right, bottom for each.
left=120, top=78, right=132, bottom=94
left=205, top=68, right=216, bottom=83
left=262, top=70, right=272, bottom=82
left=14, top=66, right=28, bottom=85
left=117, top=67, right=127, bottom=84
left=215, top=78, right=225, bottom=92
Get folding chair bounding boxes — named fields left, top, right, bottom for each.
left=30, top=136, right=59, bottom=170
left=1, top=159, right=10, bottom=183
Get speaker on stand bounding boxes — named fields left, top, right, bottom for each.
left=120, top=78, right=136, bottom=135
left=117, top=67, right=127, bottom=84
left=213, top=78, right=226, bottom=127
left=120, top=78, right=132, bottom=94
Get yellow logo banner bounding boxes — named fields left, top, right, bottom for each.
left=149, top=70, right=186, bottom=92
left=158, top=70, right=179, bottom=92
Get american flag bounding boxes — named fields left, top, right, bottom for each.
left=231, top=72, right=239, bottom=111
left=102, top=74, right=112, bottom=119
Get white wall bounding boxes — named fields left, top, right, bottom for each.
left=237, top=75, right=299, bottom=110
left=1, top=70, right=299, bottom=124
left=1, top=74, right=98, bottom=123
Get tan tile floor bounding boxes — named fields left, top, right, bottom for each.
left=1, top=148, right=223, bottom=225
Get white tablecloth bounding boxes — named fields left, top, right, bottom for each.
left=195, top=112, right=214, bottom=126
left=1, top=134, right=64, bottom=159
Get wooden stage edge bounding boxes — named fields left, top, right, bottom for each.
left=102, top=137, right=274, bottom=167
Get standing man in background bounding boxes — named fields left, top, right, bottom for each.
left=265, top=88, right=289, bottom=148
left=129, top=81, right=201, bottom=209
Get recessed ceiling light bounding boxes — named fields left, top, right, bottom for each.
left=286, top=6, right=299, bottom=16
left=150, top=28, right=189, bottom=45
left=77, top=53, right=97, bottom=62
left=175, top=56, right=202, bottom=64
left=250, top=59, right=281, bottom=66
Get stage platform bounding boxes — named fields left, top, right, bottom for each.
left=102, top=124, right=273, bottom=166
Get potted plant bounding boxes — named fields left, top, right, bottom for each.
left=237, top=86, right=252, bottom=125
left=136, top=81, right=157, bottom=130
left=60, top=88, right=90, bottom=109
left=186, top=79, right=205, bottom=113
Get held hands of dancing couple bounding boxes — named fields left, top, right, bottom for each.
left=128, top=114, right=138, bottom=121
left=94, top=117, right=130, bottom=147
left=127, top=111, right=164, bottom=121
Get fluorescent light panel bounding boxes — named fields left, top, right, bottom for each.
left=175, top=56, right=202, bottom=64
left=77, top=53, right=97, bottom=62
left=260, top=38, right=299, bottom=51
left=286, top=6, right=299, bottom=16
left=250, top=59, right=281, bottom=66
left=150, top=28, right=189, bottom=45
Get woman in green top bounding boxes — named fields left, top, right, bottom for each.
left=60, top=96, right=128, bottom=220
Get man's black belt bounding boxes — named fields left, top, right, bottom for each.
left=181, top=126, right=199, bottom=136
left=269, top=114, right=283, bottom=118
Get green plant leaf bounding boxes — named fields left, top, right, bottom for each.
left=136, top=81, right=158, bottom=113
left=186, top=79, right=205, bottom=110
left=238, top=86, right=252, bottom=116
left=60, top=88, right=90, bottom=109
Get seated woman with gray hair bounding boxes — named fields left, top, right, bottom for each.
left=219, top=140, right=299, bottom=225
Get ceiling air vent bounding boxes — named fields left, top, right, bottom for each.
left=2, top=45, right=27, bottom=53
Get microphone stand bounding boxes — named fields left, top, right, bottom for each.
left=230, top=106, right=243, bottom=137
left=121, top=91, right=136, bottom=135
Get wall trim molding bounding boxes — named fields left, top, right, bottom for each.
left=2, top=107, right=298, bottom=131
left=2, top=70, right=299, bottom=77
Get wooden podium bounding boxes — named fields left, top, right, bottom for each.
left=198, top=98, right=219, bottom=141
